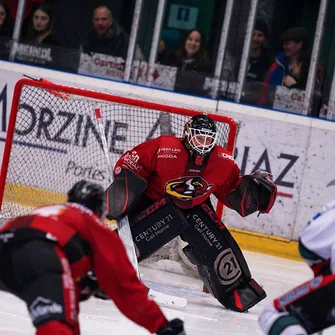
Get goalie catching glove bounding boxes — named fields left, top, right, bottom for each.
left=157, top=319, right=185, bottom=335
left=225, top=170, right=277, bottom=217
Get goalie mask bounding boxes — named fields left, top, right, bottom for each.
left=67, top=180, right=106, bottom=219
left=183, top=114, right=217, bottom=165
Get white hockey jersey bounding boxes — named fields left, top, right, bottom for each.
left=299, top=199, right=335, bottom=273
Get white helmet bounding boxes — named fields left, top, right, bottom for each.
left=184, top=114, right=217, bottom=156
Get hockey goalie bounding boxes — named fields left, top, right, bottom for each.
left=106, top=114, right=277, bottom=312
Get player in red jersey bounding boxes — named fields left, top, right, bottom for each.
left=107, top=114, right=277, bottom=313
left=0, top=180, right=185, bottom=335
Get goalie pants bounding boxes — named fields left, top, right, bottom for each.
left=0, top=239, right=79, bottom=334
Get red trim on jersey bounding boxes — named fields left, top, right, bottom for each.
left=240, top=188, right=248, bottom=217
left=54, top=246, right=78, bottom=328
left=122, top=168, right=129, bottom=214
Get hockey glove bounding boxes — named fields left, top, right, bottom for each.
left=248, top=170, right=277, bottom=213
left=225, top=169, right=277, bottom=217
left=79, top=271, right=109, bottom=301
left=157, top=319, right=186, bottom=335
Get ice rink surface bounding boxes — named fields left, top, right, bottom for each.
left=0, top=250, right=332, bottom=335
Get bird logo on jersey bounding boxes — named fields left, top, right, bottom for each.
left=165, top=176, right=213, bottom=200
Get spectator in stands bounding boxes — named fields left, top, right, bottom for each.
left=156, top=29, right=180, bottom=64
left=246, top=19, right=272, bottom=82
left=81, top=5, right=143, bottom=60
left=264, top=27, right=312, bottom=88
left=0, top=1, right=14, bottom=38
left=261, top=27, right=326, bottom=115
left=162, top=28, right=212, bottom=73
left=23, top=3, right=60, bottom=46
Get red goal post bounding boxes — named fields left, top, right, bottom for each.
left=0, top=78, right=238, bottom=222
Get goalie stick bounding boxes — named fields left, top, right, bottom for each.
left=94, top=108, right=187, bottom=309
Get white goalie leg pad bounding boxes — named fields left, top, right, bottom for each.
left=259, top=302, right=307, bottom=335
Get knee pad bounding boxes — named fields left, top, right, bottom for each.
left=36, top=321, right=75, bottom=335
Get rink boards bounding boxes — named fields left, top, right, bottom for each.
left=0, top=183, right=301, bottom=261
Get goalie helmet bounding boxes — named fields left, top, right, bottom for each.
left=183, top=114, right=217, bottom=165
left=67, top=180, right=106, bottom=218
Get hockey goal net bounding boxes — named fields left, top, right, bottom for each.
left=0, top=78, right=238, bottom=276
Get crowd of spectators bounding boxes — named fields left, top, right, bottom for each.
left=0, top=0, right=329, bottom=117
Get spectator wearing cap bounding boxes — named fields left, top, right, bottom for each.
left=264, top=26, right=310, bottom=87
left=262, top=26, right=326, bottom=116
left=246, top=19, right=272, bottom=82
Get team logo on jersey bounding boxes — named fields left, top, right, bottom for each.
left=165, top=176, right=213, bottom=200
